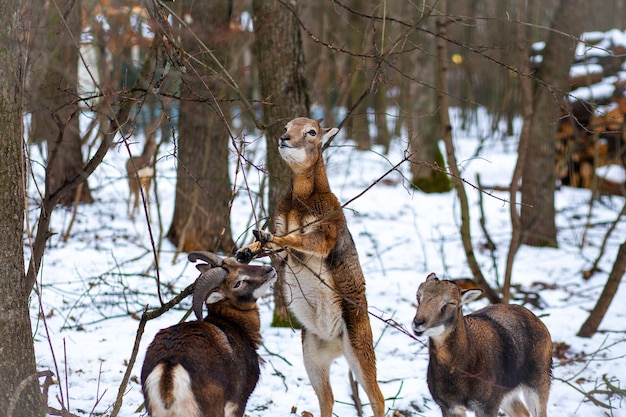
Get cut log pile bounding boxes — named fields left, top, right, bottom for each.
left=533, top=30, right=626, bottom=195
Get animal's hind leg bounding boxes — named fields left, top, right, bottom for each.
left=500, top=388, right=530, bottom=417
left=522, top=383, right=549, bottom=417
left=343, top=331, right=386, bottom=417
left=302, top=329, right=342, bottom=417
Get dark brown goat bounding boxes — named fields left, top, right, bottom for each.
left=140, top=252, right=276, bottom=417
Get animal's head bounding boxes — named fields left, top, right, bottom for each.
left=278, top=117, right=338, bottom=171
left=189, top=251, right=277, bottom=320
left=412, top=273, right=482, bottom=339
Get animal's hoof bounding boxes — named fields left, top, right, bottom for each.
left=252, top=229, right=271, bottom=244
left=235, top=247, right=253, bottom=264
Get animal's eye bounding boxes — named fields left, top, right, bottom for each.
left=233, top=280, right=243, bottom=289
left=284, top=127, right=288, bottom=132
left=442, top=301, right=457, bottom=311
left=307, top=129, right=317, bottom=136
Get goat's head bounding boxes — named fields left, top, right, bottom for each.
left=278, top=117, right=338, bottom=171
left=412, top=273, right=482, bottom=338
left=189, top=251, right=276, bottom=320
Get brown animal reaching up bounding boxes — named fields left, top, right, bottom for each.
left=126, top=132, right=157, bottom=220
left=412, top=273, right=553, bottom=417
left=141, top=251, right=276, bottom=417
left=237, top=117, right=386, bottom=417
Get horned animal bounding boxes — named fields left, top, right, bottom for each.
left=126, top=131, right=157, bottom=220
left=237, top=117, right=386, bottom=417
left=140, top=251, right=276, bottom=417
left=412, top=273, right=552, bottom=417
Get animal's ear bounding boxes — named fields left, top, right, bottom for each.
left=426, top=272, right=438, bottom=282
left=322, top=127, right=339, bottom=143
left=205, top=291, right=225, bottom=304
left=460, top=288, right=482, bottom=305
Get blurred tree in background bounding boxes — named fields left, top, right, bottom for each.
left=166, top=1, right=237, bottom=253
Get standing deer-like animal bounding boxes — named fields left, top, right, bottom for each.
left=412, top=273, right=552, bottom=417
left=126, top=131, right=157, bottom=220
left=141, top=252, right=276, bottom=417
left=237, top=117, right=386, bottom=417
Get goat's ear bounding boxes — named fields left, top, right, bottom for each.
left=322, top=127, right=339, bottom=143
left=205, top=291, right=225, bottom=304
left=426, top=272, right=438, bottom=282
left=460, top=289, right=482, bottom=305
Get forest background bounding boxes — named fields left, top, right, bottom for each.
left=0, top=0, right=625, bottom=416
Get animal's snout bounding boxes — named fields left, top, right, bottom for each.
left=279, top=135, right=290, bottom=147
left=412, top=318, right=426, bottom=336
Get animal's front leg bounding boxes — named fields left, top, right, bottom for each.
left=235, top=230, right=280, bottom=263
left=264, top=225, right=337, bottom=258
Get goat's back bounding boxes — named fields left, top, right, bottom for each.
left=141, top=320, right=261, bottom=417
left=464, top=304, right=552, bottom=388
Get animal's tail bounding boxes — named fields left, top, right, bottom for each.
left=143, top=362, right=201, bottom=417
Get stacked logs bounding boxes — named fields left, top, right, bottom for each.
left=539, top=30, right=626, bottom=195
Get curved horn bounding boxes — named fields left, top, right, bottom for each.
left=192, top=268, right=228, bottom=320
left=188, top=251, right=224, bottom=267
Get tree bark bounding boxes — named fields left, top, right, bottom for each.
left=167, top=1, right=235, bottom=254
left=520, top=0, right=588, bottom=247
left=407, top=1, right=451, bottom=193
left=0, top=1, right=42, bottom=414
left=343, top=0, right=371, bottom=150
left=252, top=0, right=310, bottom=327
left=252, top=0, right=310, bottom=221
left=577, top=241, right=626, bottom=338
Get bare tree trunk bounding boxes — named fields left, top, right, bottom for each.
left=0, top=2, right=42, bottom=414
left=503, top=0, right=533, bottom=303
left=167, top=1, right=235, bottom=254
left=31, top=0, right=92, bottom=206
left=343, top=0, right=371, bottom=150
left=373, top=84, right=390, bottom=153
left=253, top=0, right=309, bottom=223
left=435, top=0, right=500, bottom=304
left=577, top=241, right=626, bottom=338
left=407, top=1, right=451, bottom=193
left=253, top=0, right=311, bottom=327
left=521, top=0, right=588, bottom=247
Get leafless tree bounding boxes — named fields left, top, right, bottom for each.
left=0, top=1, right=42, bottom=414
left=166, top=1, right=236, bottom=254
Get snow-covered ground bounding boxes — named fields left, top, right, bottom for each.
left=27, top=108, right=626, bottom=416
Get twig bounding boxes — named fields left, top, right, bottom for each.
left=553, top=376, right=614, bottom=409
left=88, top=362, right=108, bottom=417
left=475, top=174, right=499, bottom=287
left=33, top=279, right=67, bottom=414
left=602, top=374, right=626, bottom=398
left=349, top=371, right=364, bottom=417
left=61, top=182, right=84, bottom=243
left=586, top=201, right=626, bottom=279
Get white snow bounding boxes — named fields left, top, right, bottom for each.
left=27, top=107, right=626, bottom=417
